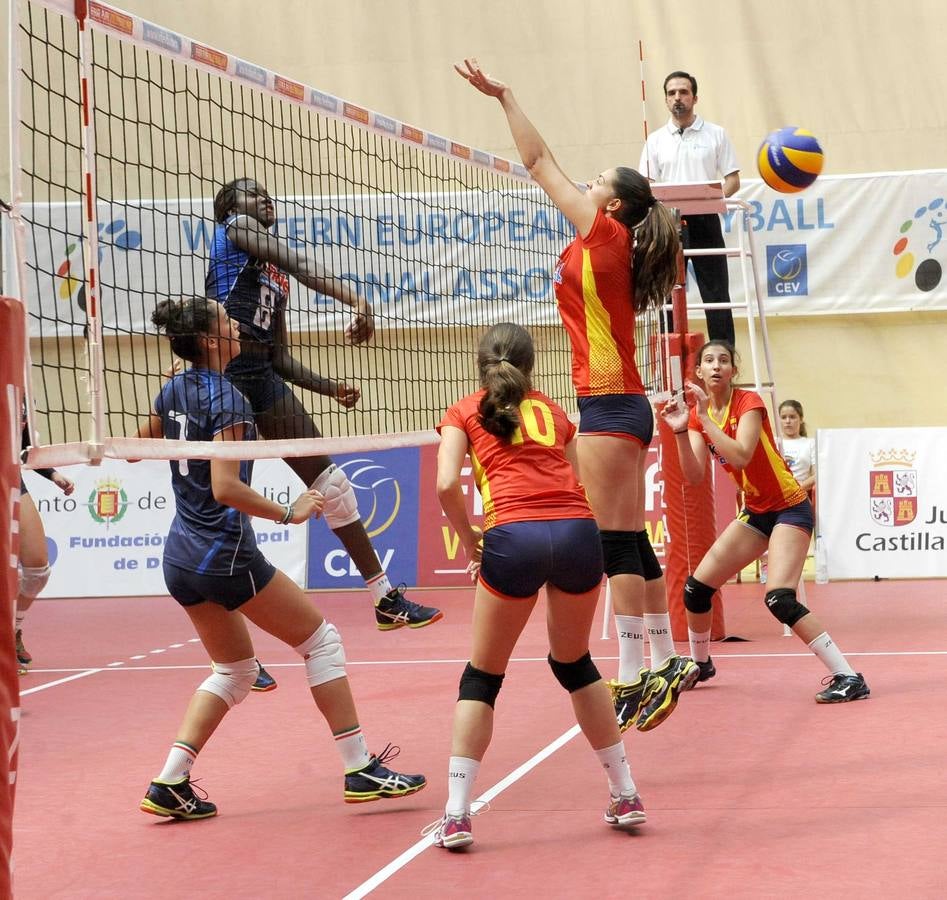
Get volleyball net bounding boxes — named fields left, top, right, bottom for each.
left=8, top=0, right=668, bottom=469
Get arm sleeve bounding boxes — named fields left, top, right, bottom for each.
left=717, top=130, right=740, bottom=177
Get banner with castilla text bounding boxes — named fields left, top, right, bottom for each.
left=0, top=298, right=25, bottom=898
left=817, top=428, right=947, bottom=580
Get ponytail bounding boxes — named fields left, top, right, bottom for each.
left=476, top=322, right=535, bottom=440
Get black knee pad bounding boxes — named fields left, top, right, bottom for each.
left=600, top=530, right=643, bottom=578
left=458, top=662, right=505, bottom=708
left=764, top=588, right=809, bottom=627
left=683, top=576, right=716, bottom=613
left=548, top=651, right=601, bottom=693
left=634, top=531, right=663, bottom=581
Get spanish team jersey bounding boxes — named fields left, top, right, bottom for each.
left=154, top=369, right=260, bottom=575
left=552, top=210, right=645, bottom=397
left=437, top=389, right=594, bottom=532
left=689, top=388, right=807, bottom=513
left=205, top=214, right=290, bottom=345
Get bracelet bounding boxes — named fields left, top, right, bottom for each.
left=673, top=428, right=689, bottom=435
left=277, top=503, right=294, bottom=525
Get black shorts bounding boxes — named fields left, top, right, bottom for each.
left=163, top=550, right=277, bottom=610
left=480, top=518, right=604, bottom=599
left=225, top=355, right=293, bottom=414
left=737, top=498, right=814, bottom=539
left=577, top=394, right=654, bottom=445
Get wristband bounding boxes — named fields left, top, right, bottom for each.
left=277, top=503, right=294, bottom=525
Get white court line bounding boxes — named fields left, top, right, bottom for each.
left=19, top=669, right=103, bottom=695
left=342, top=725, right=581, bottom=900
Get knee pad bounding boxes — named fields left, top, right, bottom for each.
left=683, top=576, right=716, bottom=614
left=634, top=531, right=663, bottom=581
left=599, top=531, right=643, bottom=578
left=198, top=657, right=258, bottom=708
left=295, top=621, right=347, bottom=686
left=548, top=651, right=601, bottom=693
left=458, top=662, right=505, bottom=708
left=764, top=588, right=809, bottom=627
left=18, top=564, right=51, bottom=599
left=313, top=464, right=361, bottom=530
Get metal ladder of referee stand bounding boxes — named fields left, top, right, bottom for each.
left=600, top=181, right=803, bottom=640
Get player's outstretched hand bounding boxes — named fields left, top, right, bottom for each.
left=52, top=472, right=75, bottom=495
left=683, top=380, right=710, bottom=417
left=454, top=58, right=508, bottom=98
left=345, top=303, right=375, bottom=345
left=291, top=489, right=325, bottom=523
left=659, top=393, right=690, bottom=433
left=333, top=381, right=361, bottom=409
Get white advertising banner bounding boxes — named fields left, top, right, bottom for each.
left=817, top=427, right=947, bottom=580
left=23, top=458, right=308, bottom=598
left=6, top=170, right=945, bottom=339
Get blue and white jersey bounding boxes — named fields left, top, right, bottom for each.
left=155, top=369, right=259, bottom=575
left=205, top=214, right=289, bottom=345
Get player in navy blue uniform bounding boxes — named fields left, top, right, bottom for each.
left=206, top=178, right=441, bottom=633
left=135, top=297, right=426, bottom=819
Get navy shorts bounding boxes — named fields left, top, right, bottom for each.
left=226, top=355, right=294, bottom=414
left=163, top=550, right=277, bottom=610
left=577, top=394, right=654, bottom=445
left=480, top=518, right=604, bottom=599
left=738, top=498, right=814, bottom=538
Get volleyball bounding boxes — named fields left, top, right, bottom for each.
left=756, top=127, right=824, bottom=193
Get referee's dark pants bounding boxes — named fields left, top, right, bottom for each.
left=678, top=213, right=736, bottom=346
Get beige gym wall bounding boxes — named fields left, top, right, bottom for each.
left=3, top=0, right=946, bottom=430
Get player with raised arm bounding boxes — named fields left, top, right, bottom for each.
left=206, top=178, right=441, bottom=634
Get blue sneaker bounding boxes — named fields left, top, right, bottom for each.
left=344, top=744, right=426, bottom=803
left=251, top=661, right=278, bottom=692
left=375, top=586, right=443, bottom=631
left=140, top=777, right=217, bottom=820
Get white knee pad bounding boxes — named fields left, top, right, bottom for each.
left=18, top=564, right=51, bottom=599
left=197, top=658, right=258, bottom=708
left=295, top=621, right=347, bottom=687
left=313, top=464, right=361, bottom=530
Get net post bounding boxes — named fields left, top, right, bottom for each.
left=0, top=296, right=25, bottom=896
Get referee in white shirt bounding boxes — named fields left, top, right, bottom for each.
left=639, top=71, right=739, bottom=345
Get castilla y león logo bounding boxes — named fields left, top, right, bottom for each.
left=868, top=449, right=917, bottom=527
left=890, top=196, right=944, bottom=293
left=87, top=478, right=129, bottom=524
left=56, top=219, right=143, bottom=302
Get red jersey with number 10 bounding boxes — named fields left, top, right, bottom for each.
left=437, top=389, right=594, bottom=531
left=690, top=388, right=807, bottom=513
left=553, top=210, right=645, bottom=397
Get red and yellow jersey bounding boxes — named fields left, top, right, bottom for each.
left=690, top=388, right=807, bottom=513
left=553, top=210, right=645, bottom=397
left=437, top=389, right=595, bottom=532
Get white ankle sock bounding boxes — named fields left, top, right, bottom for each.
left=446, top=756, right=480, bottom=815
left=366, top=573, right=393, bottom=605
left=644, top=612, right=675, bottom=669
left=335, top=725, right=371, bottom=772
left=688, top=628, right=712, bottom=664
left=595, top=741, right=636, bottom=796
left=808, top=632, right=855, bottom=677
left=615, top=615, right=645, bottom=683
left=156, top=741, right=198, bottom=783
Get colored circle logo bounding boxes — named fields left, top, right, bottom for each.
left=891, top=197, right=944, bottom=292
left=341, top=459, right=401, bottom=538
left=771, top=248, right=804, bottom=281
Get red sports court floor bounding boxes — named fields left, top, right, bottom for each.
left=13, top=580, right=947, bottom=898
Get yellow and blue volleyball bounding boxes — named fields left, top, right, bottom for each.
left=757, top=127, right=824, bottom=193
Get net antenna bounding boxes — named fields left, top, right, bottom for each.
left=16, top=0, right=658, bottom=471
left=639, top=40, right=650, bottom=181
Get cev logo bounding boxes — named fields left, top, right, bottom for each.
left=766, top=244, right=808, bottom=297
left=340, top=458, right=401, bottom=538
left=56, top=219, right=143, bottom=302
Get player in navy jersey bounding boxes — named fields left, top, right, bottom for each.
left=206, top=178, right=441, bottom=632
left=134, top=297, right=426, bottom=820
